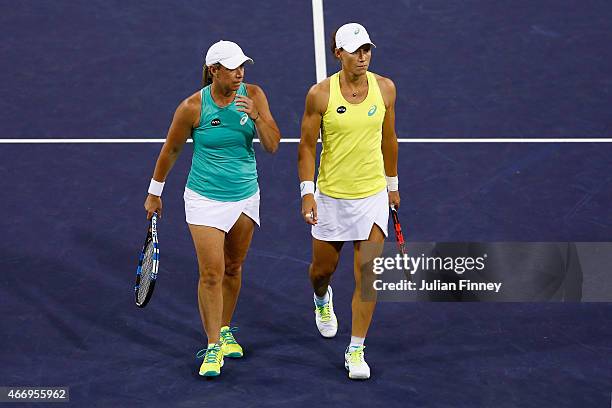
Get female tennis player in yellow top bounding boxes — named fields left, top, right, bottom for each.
left=298, top=23, right=400, bottom=380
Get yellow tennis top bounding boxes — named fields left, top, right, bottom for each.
left=317, top=71, right=387, bottom=199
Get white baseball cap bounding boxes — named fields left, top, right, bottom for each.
left=335, top=23, right=376, bottom=53
left=205, top=40, right=253, bottom=69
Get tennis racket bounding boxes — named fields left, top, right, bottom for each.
left=135, top=212, right=159, bottom=308
left=390, top=205, right=406, bottom=255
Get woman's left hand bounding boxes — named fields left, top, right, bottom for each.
left=235, top=95, right=259, bottom=120
left=388, top=191, right=400, bottom=209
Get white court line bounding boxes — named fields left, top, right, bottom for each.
left=1, top=138, right=612, bottom=143
left=6, top=5, right=608, bottom=146
left=311, top=0, right=327, bottom=83
left=7, top=3, right=605, bottom=145
left=298, top=2, right=612, bottom=144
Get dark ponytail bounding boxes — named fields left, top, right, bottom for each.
left=202, top=65, right=213, bottom=87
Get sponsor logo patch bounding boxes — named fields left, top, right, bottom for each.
left=240, top=113, right=249, bottom=125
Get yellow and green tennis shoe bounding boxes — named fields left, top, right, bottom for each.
left=314, top=286, right=337, bottom=338
left=197, top=343, right=224, bottom=377
left=345, top=345, right=370, bottom=380
left=220, top=326, right=243, bottom=358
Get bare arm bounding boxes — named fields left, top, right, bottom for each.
left=153, top=99, right=197, bottom=180
left=298, top=82, right=328, bottom=224
left=379, top=76, right=400, bottom=208
left=239, top=84, right=281, bottom=153
left=380, top=77, right=398, bottom=177
left=298, top=83, right=327, bottom=183
left=144, top=94, right=199, bottom=218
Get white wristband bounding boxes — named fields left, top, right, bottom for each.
left=386, top=176, right=399, bottom=192
left=300, top=181, right=315, bottom=197
left=148, top=179, right=165, bottom=196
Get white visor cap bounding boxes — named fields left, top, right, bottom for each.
left=205, top=40, right=253, bottom=69
left=335, top=23, right=376, bottom=53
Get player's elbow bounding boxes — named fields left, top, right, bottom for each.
left=264, top=141, right=279, bottom=154
left=270, top=142, right=280, bottom=154
left=382, top=134, right=399, bottom=149
left=262, top=132, right=281, bottom=154
left=297, top=144, right=310, bottom=163
left=298, top=138, right=317, bottom=157
left=169, top=145, right=183, bottom=156
left=160, top=143, right=182, bottom=160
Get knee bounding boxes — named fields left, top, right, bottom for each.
left=224, top=260, right=243, bottom=278
left=310, top=261, right=336, bottom=281
left=199, top=265, right=223, bottom=287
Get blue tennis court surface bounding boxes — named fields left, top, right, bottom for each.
left=1, top=1, right=611, bottom=407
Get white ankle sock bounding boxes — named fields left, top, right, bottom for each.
left=349, top=336, right=365, bottom=348
left=314, top=289, right=330, bottom=306
left=208, top=343, right=217, bottom=349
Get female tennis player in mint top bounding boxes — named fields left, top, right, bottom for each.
left=298, top=23, right=400, bottom=380
left=144, top=40, right=281, bottom=377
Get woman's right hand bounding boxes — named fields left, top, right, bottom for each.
left=301, top=194, right=318, bottom=225
left=144, top=194, right=162, bottom=220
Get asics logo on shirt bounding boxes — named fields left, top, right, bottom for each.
left=337, top=106, right=347, bottom=114
left=211, top=118, right=221, bottom=126
left=368, top=105, right=377, bottom=116
left=240, top=113, right=249, bottom=126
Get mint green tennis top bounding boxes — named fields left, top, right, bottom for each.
left=186, top=83, right=258, bottom=201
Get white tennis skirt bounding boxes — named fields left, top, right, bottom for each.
left=184, top=187, right=260, bottom=232
left=311, top=188, right=389, bottom=241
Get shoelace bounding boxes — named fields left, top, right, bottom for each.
left=316, top=304, right=331, bottom=321
left=220, top=327, right=239, bottom=345
left=196, top=345, right=221, bottom=363
left=347, top=346, right=365, bottom=364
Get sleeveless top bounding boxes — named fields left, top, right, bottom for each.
left=317, top=71, right=387, bottom=199
left=186, top=83, right=258, bottom=202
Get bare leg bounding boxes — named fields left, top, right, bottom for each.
left=351, top=224, right=385, bottom=338
left=309, top=238, right=344, bottom=296
left=222, top=213, right=255, bottom=326
left=188, top=224, right=225, bottom=344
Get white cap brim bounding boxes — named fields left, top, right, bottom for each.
left=342, top=41, right=376, bottom=53
left=217, top=55, right=253, bottom=69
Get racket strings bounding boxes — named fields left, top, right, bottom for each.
left=137, top=241, right=155, bottom=303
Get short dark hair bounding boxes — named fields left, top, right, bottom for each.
left=330, top=29, right=339, bottom=58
